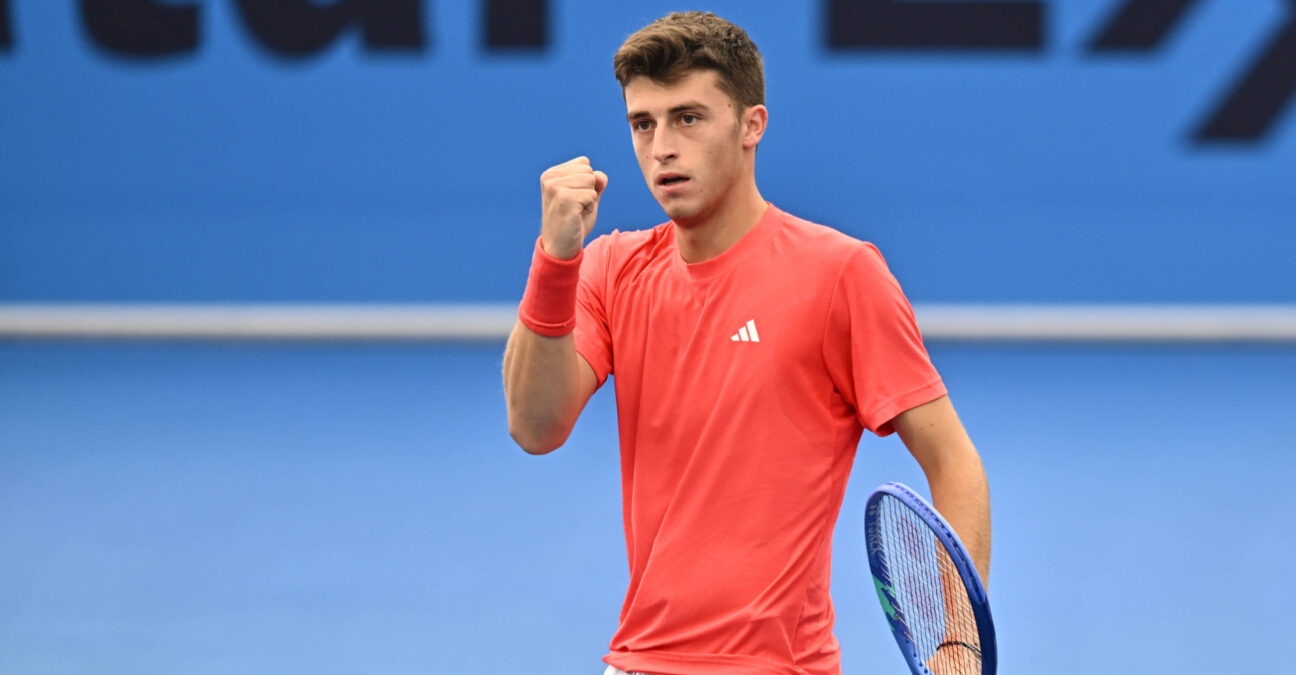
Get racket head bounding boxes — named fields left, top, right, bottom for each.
left=864, top=482, right=996, bottom=675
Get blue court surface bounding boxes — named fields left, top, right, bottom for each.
left=2, top=340, right=1294, bottom=674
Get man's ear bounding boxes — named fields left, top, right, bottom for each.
left=741, top=104, right=768, bottom=149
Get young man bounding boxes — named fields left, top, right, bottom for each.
left=503, top=12, right=990, bottom=675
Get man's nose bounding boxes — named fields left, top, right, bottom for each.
left=652, top=127, right=678, bottom=163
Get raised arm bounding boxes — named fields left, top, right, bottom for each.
left=891, top=395, right=992, bottom=586
left=504, top=325, right=598, bottom=454
left=503, top=157, right=607, bottom=455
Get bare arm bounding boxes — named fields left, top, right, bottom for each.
left=892, top=395, right=992, bottom=586
left=503, top=156, right=607, bottom=455
left=503, top=324, right=598, bottom=454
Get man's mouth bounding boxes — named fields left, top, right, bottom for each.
left=658, top=174, right=689, bottom=186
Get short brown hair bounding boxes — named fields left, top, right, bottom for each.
left=613, top=12, right=764, bottom=110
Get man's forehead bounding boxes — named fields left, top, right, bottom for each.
left=624, top=70, right=731, bottom=114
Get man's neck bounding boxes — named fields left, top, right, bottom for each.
left=673, top=181, right=767, bottom=264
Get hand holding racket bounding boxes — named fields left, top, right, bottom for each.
left=865, top=482, right=996, bottom=675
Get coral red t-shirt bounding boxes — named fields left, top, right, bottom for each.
left=574, top=204, right=946, bottom=675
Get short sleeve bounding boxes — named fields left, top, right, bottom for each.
left=573, top=235, right=614, bottom=387
left=822, top=243, right=946, bottom=436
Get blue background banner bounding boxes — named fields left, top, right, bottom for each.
left=2, top=1, right=1293, bottom=303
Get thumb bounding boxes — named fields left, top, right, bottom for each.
left=593, top=171, right=609, bottom=196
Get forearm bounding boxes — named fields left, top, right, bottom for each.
left=894, top=396, right=992, bottom=587
left=927, top=447, right=991, bottom=587
left=502, top=321, right=589, bottom=454
left=506, top=156, right=607, bottom=454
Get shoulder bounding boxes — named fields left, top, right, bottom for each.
left=585, top=220, right=671, bottom=257
left=583, top=221, right=673, bottom=274
left=772, top=207, right=890, bottom=277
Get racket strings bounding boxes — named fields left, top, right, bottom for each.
left=877, top=495, right=981, bottom=674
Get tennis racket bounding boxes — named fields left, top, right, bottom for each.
left=865, top=482, right=996, bottom=675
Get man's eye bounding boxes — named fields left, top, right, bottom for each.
left=633, top=120, right=652, bottom=131
left=681, top=114, right=698, bottom=124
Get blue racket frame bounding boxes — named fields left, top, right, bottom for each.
left=864, top=482, right=996, bottom=675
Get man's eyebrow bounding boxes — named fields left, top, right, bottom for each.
left=626, top=101, right=712, bottom=122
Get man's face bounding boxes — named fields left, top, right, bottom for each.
left=624, top=70, right=751, bottom=225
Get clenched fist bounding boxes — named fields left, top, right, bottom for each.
left=540, top=157, right=608, bottom=260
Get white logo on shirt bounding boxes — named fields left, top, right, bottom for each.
left=730, top=319, right=761, bottom=343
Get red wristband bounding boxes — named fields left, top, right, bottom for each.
left=518, top=237, right=583, bottom=337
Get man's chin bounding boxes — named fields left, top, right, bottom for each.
left=658, top=200, right=702, bottom=226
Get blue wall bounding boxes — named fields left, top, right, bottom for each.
left=2, top=1, right=1293, bottom=303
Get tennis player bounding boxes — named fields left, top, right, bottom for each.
left=503, top=11, right=991, bottom=675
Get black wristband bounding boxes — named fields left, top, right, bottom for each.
left=936, top=640, right=982, bottom=656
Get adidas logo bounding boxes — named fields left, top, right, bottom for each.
left=730, top=319, right=761, bottom=343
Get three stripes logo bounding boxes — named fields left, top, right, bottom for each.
left=731, top=319, right=761, bottom=343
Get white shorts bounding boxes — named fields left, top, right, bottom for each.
left=603, top=666, right=652, bottom=675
